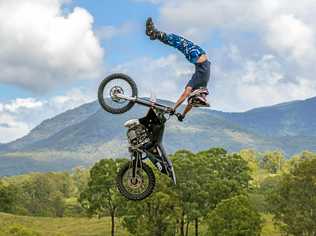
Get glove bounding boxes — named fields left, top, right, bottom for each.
left=168, top=108, right=175, bottom=115
left=177, top=114, right=185, bottom=122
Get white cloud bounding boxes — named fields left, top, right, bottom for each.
left=0, top=113, right=30, bottom=143
left=3, top=98, right=43, bottom=113
left=112, top=54, right=193, bottom=100
left=265, top=14, right=316, bottom=63
left=0, top=88, right=95, bottom=143
left=0, top=0, right=104, bottom=92
left=213, top=52, right=316, bottom=111
left=47, top=88, right=94, bottom=114
left=96, top=22, right=135, bottom=41
left=154, top=0, right=316, bottom=62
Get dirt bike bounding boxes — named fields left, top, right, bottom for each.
left=98, top=73, right=182, bottom=201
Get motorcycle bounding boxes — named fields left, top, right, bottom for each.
left=98, top=73, right=181, bottom=201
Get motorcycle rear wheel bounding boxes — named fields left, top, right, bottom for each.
left=98, top=73, right=138, bottom=114
left=117, top=161, right=156, bottom=201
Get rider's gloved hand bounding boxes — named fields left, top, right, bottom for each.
left=177, top=114, right=185, bottom=122
left=168, top=107, right=175, bottom=115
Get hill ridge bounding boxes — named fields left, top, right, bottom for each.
left=0, top=97, right=315, bottom=176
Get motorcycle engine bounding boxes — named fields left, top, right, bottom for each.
left=127, top=123, right=150, bottom=148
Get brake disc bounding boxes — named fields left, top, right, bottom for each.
left=127, top=175, right=144, bottom=189
left=110, top=86, right=125, bottom=103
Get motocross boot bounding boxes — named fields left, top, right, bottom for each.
left=191, top=94, right=210, bottom=107
left=146, top=17, right=167, bottom=42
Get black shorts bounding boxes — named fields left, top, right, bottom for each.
left=186, top=60, right=211, bottom=91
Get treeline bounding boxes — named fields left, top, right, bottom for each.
left=0, top=169, right=89, bottom=217
left=0, top=148, right=316, bottom=236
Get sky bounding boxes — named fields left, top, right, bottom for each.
left=0, top=0, right=316, bottom=143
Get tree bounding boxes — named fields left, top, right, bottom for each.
left=239, top=149, right=258, bottom=167
left=48, top=172, right=75, bottom=198
left=20, top=173, right=67, bottom=217
left=290, top=151, right=316, bottom=168
left=194, top=148, right=252, bottom=235
left=72, top=167, right=90, bottom=195
left=79, top=159, right=126, bottom=236
left=169, top=148, right=252, bottom=236
left=0, top=181, right=17, bottom=213
left=207, top=195, right=262, bottom=236
left=260, top=151, right=285, bottom=174
left=266, top=157, right=316, bottom=236
left=171, top=150, right=198, bottom=236
left=254, top=175, right=281, bottom=213
left=112, top=150, right=238, bottom=236
left=121, top=168, right=178, bottom=236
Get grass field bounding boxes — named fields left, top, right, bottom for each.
left=0, top=213, right=280, bottom=236
left=261, top=214, right=281, bottom=236
left=0, top=213, right=128, bottom=236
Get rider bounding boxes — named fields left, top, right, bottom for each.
left=145, top=17, right=211, bottom=121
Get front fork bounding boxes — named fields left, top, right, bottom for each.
left=129, top=150, right=143, bottom=179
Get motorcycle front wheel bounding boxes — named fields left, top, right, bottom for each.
left=98, top=73, right=138, bottom=114
left=117, top=161, right=156, bottom=201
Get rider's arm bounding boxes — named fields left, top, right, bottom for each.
left=173, top=86, right=192, bottom=111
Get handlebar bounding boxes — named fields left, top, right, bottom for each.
left=173, top=112, right=183, bottom=119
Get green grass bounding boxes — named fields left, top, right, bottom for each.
left=0, top=213, right=281, bottom=236
left=261, top=214, right=281, bottom=236
left=0, top=213, right=129, bottom=236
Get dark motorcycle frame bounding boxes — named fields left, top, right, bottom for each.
left=130, top=106, right=177, bottom=185
left=116, top=88, right=180, bottom=182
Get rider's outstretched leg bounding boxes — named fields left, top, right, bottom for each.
left=177, top=104, right=193, bottom=122
left=183, top=104, right=193, bottom=117
left=146, top=17, right=205, bottom=64
left=160, top=34, right=206, bottom=64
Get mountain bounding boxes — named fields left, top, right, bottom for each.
left=0, top=97, right=315, bottom=176
left=2, top=101, right=100, bottom=152
left=222, top=97, right=316, bottom=137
